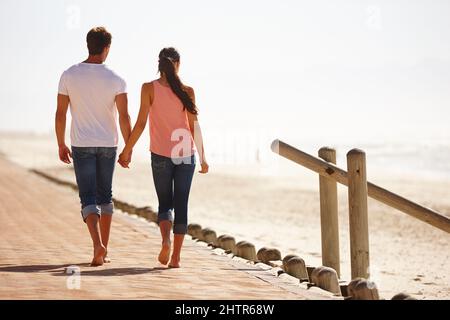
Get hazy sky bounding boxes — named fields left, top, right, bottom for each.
left=1, top=0, right=449, bottom=149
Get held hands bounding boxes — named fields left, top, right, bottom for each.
left=118, top=149, right=132, bottom=168
left=58, top=144, right=72, bottom=164
left=118, top=149, right=207, bottom=172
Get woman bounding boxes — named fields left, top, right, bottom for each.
left=118, top=47, right=209, bottom=268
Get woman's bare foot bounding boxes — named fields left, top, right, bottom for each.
left=158, top=241, right=171, bottom=265
left=103, top=249, right=111, bottom=263
left=90, top=245, right=106, bottom=267
left=168, top=255, right=180, bottom=268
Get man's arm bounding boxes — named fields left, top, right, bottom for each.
left=55, top=94, right=72, bottom=164
left=118, top=83, right=151, bottom=168
left=116, top=93, right=132, bottom=144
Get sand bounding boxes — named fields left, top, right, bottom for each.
left=0, top=132, right=449, bottom=299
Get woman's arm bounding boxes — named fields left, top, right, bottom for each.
left=186, top=87, right=209, bottom=174
left=118, top=83, right=152, bottom=168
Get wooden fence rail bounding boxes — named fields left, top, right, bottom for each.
left=271, top=139, right=450, bottom=234
left=271, top=139, right=450, bottom=279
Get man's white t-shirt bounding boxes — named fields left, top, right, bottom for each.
left=58, top=63, right=127, bottom=147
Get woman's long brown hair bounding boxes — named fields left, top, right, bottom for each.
left=158, top=47, right=198, bottom=115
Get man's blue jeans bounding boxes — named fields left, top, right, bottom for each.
left=151, top=152, right=196, bottom=234
left=72, top=147, right=117, bottom=222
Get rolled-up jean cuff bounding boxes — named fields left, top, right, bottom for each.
left=173, top=224, right=188, bottom=235
left=81, top=204, right=100, bottom=222
left=100, top=203, right=114, bottom=215
left=157, top=210, right=174, bottom=224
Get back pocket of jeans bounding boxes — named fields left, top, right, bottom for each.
left=72, top=147, right=95, bottom=159
left=151, top=159, right=166, bottom=172
left=99, top=147, right=117, bottom=159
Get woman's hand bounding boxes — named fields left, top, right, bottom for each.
left=118, top=149, right=132, bottom=168
left=198, top=160, right=209, bottom=174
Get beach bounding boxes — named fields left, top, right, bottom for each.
left=0, top=132, right=449, bottom=299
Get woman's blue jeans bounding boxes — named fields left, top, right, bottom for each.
left=151, top=152, right=196, bottom=234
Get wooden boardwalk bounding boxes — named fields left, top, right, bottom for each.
left=0, top=158, right=335, bottom=300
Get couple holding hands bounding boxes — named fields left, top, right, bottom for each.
left=55, top=27, right=208, bottom=268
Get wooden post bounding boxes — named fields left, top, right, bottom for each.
left=235, top=241, right=257, bottom=261
left=284, top=256, right=309, bottom=281
left=311, top=266, right=342, bottom=296
left=187, top=224, right=202, bottom=239
left=318, top=147, right=340, bottom=277
left=201, top=228, right=218, bottom=245
left=347, top=149, right=370, bottom=279
left=347, top=278, right=379, bottom=300
left=257, top=247, right=281, bottom=263
left=217, top=235, right=236, bottom=251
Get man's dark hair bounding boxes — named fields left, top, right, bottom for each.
left=86, top=27, right=112, bottom=55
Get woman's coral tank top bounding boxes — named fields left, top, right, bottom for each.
left=149, top=80, right=195, bottom=158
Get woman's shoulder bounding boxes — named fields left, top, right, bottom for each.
left=143, top=80, right=159, bottom=86
left=141, top=82, right=156, bottom=105
left=141, top=80, right=158, bottom=91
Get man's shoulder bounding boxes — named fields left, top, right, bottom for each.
left=60, top=63, right=83, bottom=79
left=103, top=65, right=125, bottom=82
left=64, top=63, right=82, bottom=73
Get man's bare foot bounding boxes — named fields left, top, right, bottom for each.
left=90, top=245, right=106, bottom=267
left=158, top=241, right=171, bottom=265
left=168, top=256, right=180, bottom=268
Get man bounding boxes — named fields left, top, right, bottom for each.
left=55, top=27, right=131, bottom=266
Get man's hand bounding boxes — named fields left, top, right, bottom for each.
left=58, top=145, right=72, bottom=164
left=118, top=149, right=132, bottom=168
